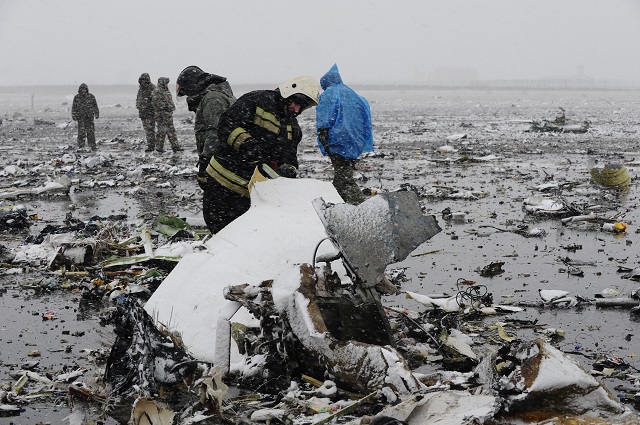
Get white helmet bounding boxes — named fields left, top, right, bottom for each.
left=278, top=75, right=321, bottom=106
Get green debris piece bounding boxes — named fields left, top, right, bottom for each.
left=152, top=211, right=191, bottom=238
left=114, top=235, right=140, bottom=248
left=135, top=268, right=164, bottom=280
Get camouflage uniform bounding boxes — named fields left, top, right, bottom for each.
left=152, top=77, right=182, bottom=152
left=136, top=73, right=156, bottom=151
left=71, top=83, right=99, bottom=150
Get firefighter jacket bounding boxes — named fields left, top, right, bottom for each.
left=195, top=81, right=236, bottom=158
left=71, top=83, right=99, bottom=121
left=209, top=89, right=302, bottom=197
left=136, top=74, right=156, bottom=119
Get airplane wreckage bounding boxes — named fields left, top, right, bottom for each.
left=2, top=177, right=638, bottom=424
left=65, top=177, right=632, bottom=425
left=526, top=108, right=591, bottom=134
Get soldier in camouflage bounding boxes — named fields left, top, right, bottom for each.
left=136, top=73, right=156, bottom=152
left=152, top=77, right=182, bottom=153
left=71, top=83, right=99, bottom=151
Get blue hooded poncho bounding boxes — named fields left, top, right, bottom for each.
left=316, top=64, right=374, bottom=159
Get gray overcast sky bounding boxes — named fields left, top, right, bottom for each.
left=1, top=0, right=639, bottom=87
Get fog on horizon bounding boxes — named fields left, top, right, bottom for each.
left=1, top=0, right=640, bottom=88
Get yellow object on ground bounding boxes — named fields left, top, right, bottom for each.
left=590, top=164, right=631, bottom=188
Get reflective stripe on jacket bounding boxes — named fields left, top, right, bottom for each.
left=211, top=89, right=302, bottom=195
left=206, top=156, right=250, bottom=197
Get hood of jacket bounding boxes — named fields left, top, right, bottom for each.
left=205, top=80, right=233, bottom=98
left=177, top=65, right=227, bottom=97
left=320, top=64, right=343, bottom=90
left=78, top=83, right=89, bottom=93
left=186, top=80, right=234, bottom=112
left=158, top=77, right=170, bottom=88
left=139, top=73, right=151, bottom=85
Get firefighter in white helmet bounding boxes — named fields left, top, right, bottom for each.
left=199, top=75, right=321, bottom=234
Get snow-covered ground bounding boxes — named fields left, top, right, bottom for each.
left=1, top=85, right=640, bottom=422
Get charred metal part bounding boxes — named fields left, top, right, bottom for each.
left=478, top=261, right=505, bottom=277
left=223, top=263, right=423, bottom=396
left=103, top=296, right=197, bottom=399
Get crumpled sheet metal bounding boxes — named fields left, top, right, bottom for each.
left=0, top=174, right=72, bottom=199
left=502, top=339, right=627, bottom=418
left=346, top=391, right=500, bottom=425
left=313, top=191, right=441, bottom=287
left=278, top=263, right=424, bottom=396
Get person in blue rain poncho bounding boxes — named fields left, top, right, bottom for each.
left=316, top=64, right=374, bottom=205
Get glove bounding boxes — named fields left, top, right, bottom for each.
left=318, top=128, right=331, bottom=155
left=277, top=163, right=297, bottom=178
left=196, top=156, right=212, bottom=190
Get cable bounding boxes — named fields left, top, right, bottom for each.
left=385, top=305, right=442, bottom=349
left=312, top=237, right=332, bottom=267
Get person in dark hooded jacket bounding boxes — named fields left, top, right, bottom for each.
left=136, top=73, right=156, bottom=152
left=316, top=64, right=374, bottom=204
left=176, top=66, right=236, bottom=185
left=71, top=83, right=99, bottom=151
left=176, top=66, right=236, bottom=230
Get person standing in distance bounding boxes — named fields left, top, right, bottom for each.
left=316, top=64, right=374, bottom=204
left=152, top=77, right=183, bottom=153
left=71, top=83, right=99, bottom=151
left=136, top=73, right=157, bottom=152
left=199, top=75, right=321, bottom=234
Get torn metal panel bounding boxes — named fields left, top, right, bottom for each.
left=315, top=296, right=393, bottom=346
left=48, top=241, right=98, bottom=269
left=313, top=191, right=441, bottom=288
left=355, top=391, right=500, bottom=425
left=224, top=264, right=424, bottom=396
left=103, top=297, right=197, bottom=400
left=0, top=174, right=72, bottom=199
left=500, top=339, right=627, bottom=417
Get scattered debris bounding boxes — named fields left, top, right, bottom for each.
left=0, top=174, right=72, bottom=199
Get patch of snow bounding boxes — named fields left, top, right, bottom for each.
left=144, top=178, right=344, bottom=362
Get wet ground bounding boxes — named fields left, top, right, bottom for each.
left=1, top=85, right=640, bottom=423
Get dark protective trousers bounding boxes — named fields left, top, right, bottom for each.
left=202, top=182, right=251, bottom=234
left=77, top=118, right=96, bottom=149
left=331, top=155, right=366, bottom=205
